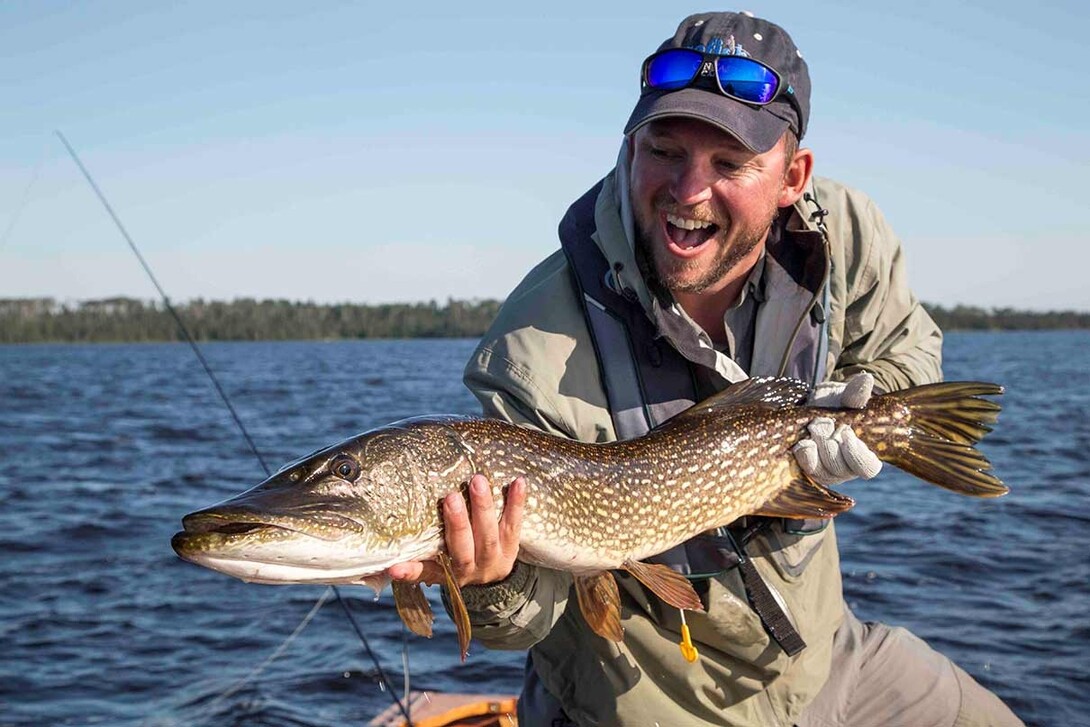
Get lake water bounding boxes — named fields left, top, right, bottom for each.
left=1, top=333, right=1086, bottom=726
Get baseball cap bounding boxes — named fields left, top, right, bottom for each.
left=624, top=11, right=811, bottom=153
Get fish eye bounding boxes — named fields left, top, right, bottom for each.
left=330, top=455, right=361, bottom=481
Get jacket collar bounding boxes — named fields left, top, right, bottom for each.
left=588, top=157, right=828, bottom=381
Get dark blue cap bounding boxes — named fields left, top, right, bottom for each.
left=624, top=12, right=811, bottom=153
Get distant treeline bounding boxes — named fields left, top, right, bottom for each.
left=0, top=297, right=502, bottom=343
left=0, top=297, right=1087, bottom=343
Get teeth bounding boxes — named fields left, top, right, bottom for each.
left=666, top=213, right=715, bottom=231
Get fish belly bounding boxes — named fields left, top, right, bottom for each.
left=518, top=537, right=623, bottom=575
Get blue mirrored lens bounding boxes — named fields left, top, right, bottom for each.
left=715, top=56, right=779, bottom=103
left=646, top=50, right=703, bottom=90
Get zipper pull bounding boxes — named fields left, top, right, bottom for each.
left=678, top=609, right=699, bottom=663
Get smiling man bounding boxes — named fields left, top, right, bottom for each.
left=390, top=11, right=1022, bottom=726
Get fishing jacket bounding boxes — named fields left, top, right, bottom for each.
left=460, top=168, right=942, bottom=726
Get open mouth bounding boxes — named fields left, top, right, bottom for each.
left=177, top=508, right=360, bottom=543
left=662, top=212, right=719, bottom=257
left=180, top=511, right=287, bottom=536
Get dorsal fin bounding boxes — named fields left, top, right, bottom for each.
left=673, top=377, right=811, bottom=422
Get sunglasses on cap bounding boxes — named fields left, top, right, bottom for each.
left=641, top=48, right=788, bottom=107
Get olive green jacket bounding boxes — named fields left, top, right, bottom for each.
left=459, top=170, right=942, bottom=726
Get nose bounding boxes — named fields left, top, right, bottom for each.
left=669, top=159, right=714, bottom=207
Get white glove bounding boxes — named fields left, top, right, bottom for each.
left=792, top=372, right=883, bottom=485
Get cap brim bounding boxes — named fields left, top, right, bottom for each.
left=623, top=88, right=789, bottom=154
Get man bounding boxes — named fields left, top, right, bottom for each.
left=390, top=11, right=1022, bottom=726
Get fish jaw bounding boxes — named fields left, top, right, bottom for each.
left=171, top=517, right=443, bottom=586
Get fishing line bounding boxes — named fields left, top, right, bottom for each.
left=54, top=130, right=271, bottom=475
left=402, top=622, right=413, bottom=715
left=56, top=130, right=414, bottom=726
left=202, top=586, right=335, bottom=712
left=0, top=139, right=47, bottom=252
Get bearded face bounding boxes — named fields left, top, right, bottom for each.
left=628, top=118, right=789, bottom=298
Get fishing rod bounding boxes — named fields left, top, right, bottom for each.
left=55, top=130, right=415, bottom=726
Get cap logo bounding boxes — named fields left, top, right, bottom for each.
left=686, top=34, right=750, bottom=57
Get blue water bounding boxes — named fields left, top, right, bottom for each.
left=0, top=333, right=1086, bottom=726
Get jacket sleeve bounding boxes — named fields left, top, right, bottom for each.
left=830, top=188, right=943, bottom=391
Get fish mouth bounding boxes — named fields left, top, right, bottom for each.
left=178, top=508, right=363, bottom=541
left=170, top=508, right=369, bottom=567
left=170, top=507, right=431, bottom=586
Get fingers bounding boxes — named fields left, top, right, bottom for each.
left=469, top=474, right=500, bottom=568
left=388, top=560, right=443, bottom=586
left=792, top=438, right=819, bottom=476
left=387, top=474, right=526, bottom=589
left=812, top=418, right=850, bottom=481
left=444, top=484, right=475, bottom=576
left=442, top=474, right=524, bottom=587
left=837, top=425, right=882, bottom=479
left=808, top=381, right=844, bottom=408
left=840, top=372, right=875, bottom=409
left=808, top=371, right=875, bottom=409
left=793, top=418, right=882, bottom=485
left=499, top=477, right=526, bottom=563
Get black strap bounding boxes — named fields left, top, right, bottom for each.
left=738, top=557, right=807, bottom=656
left=689, top=520, right=806, bottom=655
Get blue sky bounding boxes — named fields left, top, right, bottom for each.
left=1, top=1, right=1086, bottom=310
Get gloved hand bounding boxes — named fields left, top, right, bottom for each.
left=792, top=372, right=883, bottom=486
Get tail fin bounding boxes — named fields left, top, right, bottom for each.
left=871, top=382, right=1008, bottom=498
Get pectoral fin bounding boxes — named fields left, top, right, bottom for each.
left=574, top=572, right=623, bottom=641
left=391, top=581, right=434, bottom=638
left=621, top=560, right=704, bottom=612
left=437, top=551, right=472, bottom=661
left=753, top=477, right=855, bottom=519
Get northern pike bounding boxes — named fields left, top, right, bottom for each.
left=172, top=377, right=1006, bottom=658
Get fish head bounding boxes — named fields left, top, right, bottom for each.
left=171, top=418, right=475, bottom=586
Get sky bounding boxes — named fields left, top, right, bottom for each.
left=1, top=0, right=1086, bottom=311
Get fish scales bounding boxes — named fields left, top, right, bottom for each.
left=172, top=377, right=1007, bottom=655
left=447, top=405, right=830, bottom=569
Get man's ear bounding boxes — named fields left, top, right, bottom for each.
left=779, top=146, right=814, bottom=208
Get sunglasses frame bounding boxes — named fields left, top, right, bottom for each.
left=640, top=48, right=803, bottom=129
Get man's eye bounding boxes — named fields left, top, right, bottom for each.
left=650, top=146, right=680, bottom=160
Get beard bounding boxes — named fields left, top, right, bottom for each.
left=633, top=193, right=780, bottom=296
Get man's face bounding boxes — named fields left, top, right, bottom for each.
left=630, top=117, right=790, bottom=296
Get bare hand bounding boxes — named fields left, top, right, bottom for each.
left=386, top=474, right=526, bottom=587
